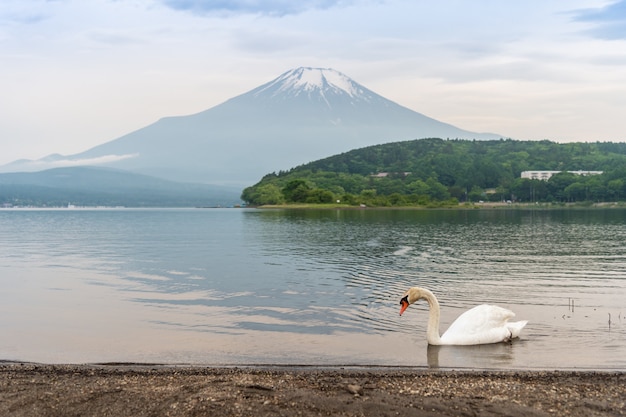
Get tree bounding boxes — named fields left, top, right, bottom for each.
left=389, top=193, right=408, bottom=205
left=467, top=186, right=484, bottom=202
left=448, top=186, right=466, bottom=202
left=608, top=179, right=625, bottom=200
left=564, top=182, right=587, bottom=201
left=255, top=184, right=284, bottom=205
left=407, top=179, right=430, bottom=196
left=425, top=177, right=450, bottom=200
left=359, top=189, right=377, bottom=205
left=586, top=177, right=607, bottom=201
left=241, top=184, right=284, bottom=205
left=282, top=179, right=311, bottom=203
left=547, top=172, right=578, bottom=202
left=306, top=188, right=335, bottom=204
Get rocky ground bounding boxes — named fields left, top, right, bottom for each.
left=0, top=364, right=624, bottom=416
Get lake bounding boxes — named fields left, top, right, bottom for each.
left=0, top=207, right=624, bottom=370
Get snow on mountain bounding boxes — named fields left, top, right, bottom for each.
left=243, top=67, right=393, bottom=112
left=255, top=67, right=364, bottom=101
left=0, top=67, right=504, bottom=186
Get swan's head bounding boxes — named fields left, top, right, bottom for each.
left=399, top=287, right=424, bottom=316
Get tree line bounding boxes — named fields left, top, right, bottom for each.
left=241, top=138, right=626, bottom=206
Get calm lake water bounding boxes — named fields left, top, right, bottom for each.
left=0, top=208, right=624, bottom=370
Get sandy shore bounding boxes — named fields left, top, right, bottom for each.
left=0, top=363, right=624, bottom=416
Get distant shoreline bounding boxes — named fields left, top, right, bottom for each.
left=256, top=202, right=626, bottom=210
left=3, top=202, right=625, bottom=210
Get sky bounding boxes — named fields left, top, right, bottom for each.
left=1, top=0, right=626, bottom=166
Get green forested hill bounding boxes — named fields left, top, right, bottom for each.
left=241, top=138, right=626, bottom=206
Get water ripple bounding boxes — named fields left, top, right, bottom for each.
left=1, top=208, right=625, bottom=368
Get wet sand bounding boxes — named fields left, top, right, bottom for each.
left=0, top=363, right=624, bottom=416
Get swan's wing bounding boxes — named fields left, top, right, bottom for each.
left=440, top=304, right=517, bottom=345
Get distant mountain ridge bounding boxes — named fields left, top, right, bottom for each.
left=1, top=67, right=504, bottom=186
left=0, top=167, right=242, bottom=207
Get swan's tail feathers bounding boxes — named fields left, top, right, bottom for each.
left=507, top=320, right=528, bottom=339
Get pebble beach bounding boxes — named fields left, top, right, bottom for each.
left=1, top=363, right=624, bottom=416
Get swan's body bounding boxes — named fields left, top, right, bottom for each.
left=399, top=287, right=527, bottom=345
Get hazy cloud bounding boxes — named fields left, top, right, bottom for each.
left=0, top=4, right=49, bottom=25
left=38, top=154, right=139, bottom=169
left=573, top=0, right=626, bottom=39
left=0, top=154, right=139, bottom=174
left=159, top=0, right=348, bottom=16
left=87, top=30, right=147, bottom=46
left=3, top=0, right=626, bottom=166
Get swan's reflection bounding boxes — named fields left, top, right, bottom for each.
left=427, top=341, right=521, bottom=368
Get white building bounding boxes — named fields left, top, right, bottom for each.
left=521, top=170, right=603, bottom=181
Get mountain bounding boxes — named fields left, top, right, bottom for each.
left=0, top=167, right=242, bottom=207
left=0, top=67, right=503, bottom=186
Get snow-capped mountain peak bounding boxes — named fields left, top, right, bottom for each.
left=253, top=67, right=372, bottom=102
left=0, top=66, right=503, bottom=185
left=280, top=67, right=357, bottom=95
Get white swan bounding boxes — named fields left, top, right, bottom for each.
left=399, top=287, right=528, bottom=345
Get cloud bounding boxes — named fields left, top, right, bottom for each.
left=52, top=154, right=139, bottom=167
left=5, top=154, right=139, bottom=172
left=0, top=6, right=49, bottom=25
left=573, top=0, right=626, bottom=39
left=87, top=30, right=147, bottom=46
left=159, top=0, right=348, bottom=16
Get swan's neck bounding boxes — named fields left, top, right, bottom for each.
left=421, top=289, right=443, bottom=345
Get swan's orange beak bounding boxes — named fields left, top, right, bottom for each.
left=399, top=297, right=409, bottom=316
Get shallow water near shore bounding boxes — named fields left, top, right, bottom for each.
left=0, top=207, right=624, bottom=369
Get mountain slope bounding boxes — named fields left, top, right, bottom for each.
left=1, top=67, right=503, bottom=186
